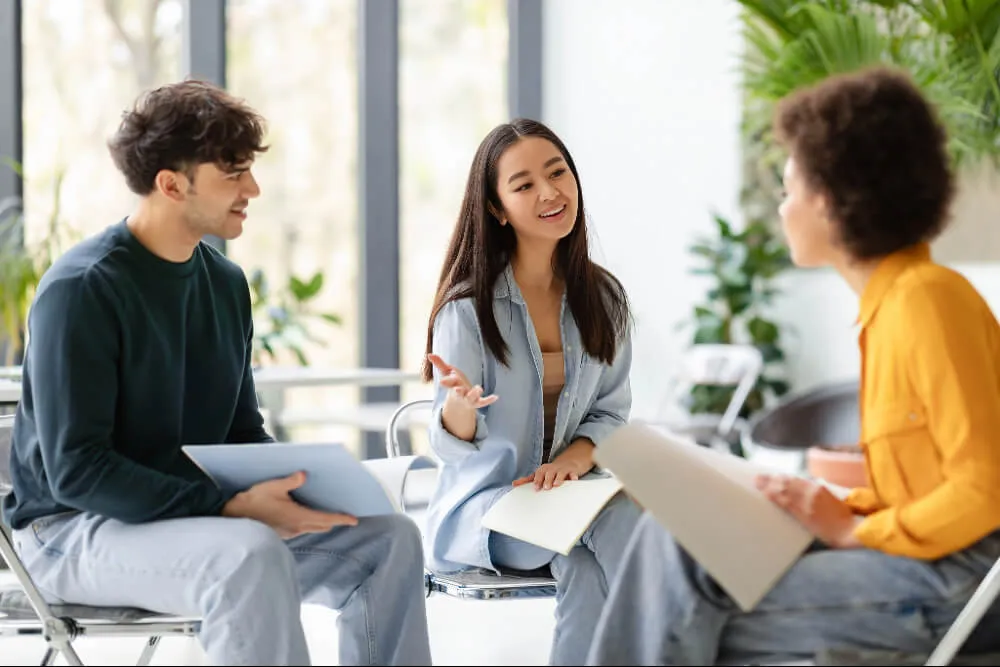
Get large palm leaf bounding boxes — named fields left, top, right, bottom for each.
left=738, top=0, right=1000, bottom=167
left=905, top=0, right=1000, bottom=161
left=742, top=4, right=877, bottom=96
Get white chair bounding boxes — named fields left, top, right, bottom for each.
left=0, top=415, right=200, bottom=665
left=385, top=400, right=558, bottom=600
left=653, top=343, right=765, bottom=454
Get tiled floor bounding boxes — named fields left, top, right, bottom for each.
left=0, top=571, right=557, bottom=665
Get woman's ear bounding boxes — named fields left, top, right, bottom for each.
left=816, top=192, right=834, bottom=224
left=488, top=203, right=507, bottom=226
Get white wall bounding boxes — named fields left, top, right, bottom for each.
left=543, top=0, right=746, bottom=417
left=768, top=270, right=860, bottom=393
left=543, top=0, right=1000, bottom=403
left=773, top=266, right=1000, bottom=393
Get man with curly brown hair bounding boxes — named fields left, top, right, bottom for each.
left=585, top=66, right=1000, bottom=666
left=2, top=80, right=431, bottom=666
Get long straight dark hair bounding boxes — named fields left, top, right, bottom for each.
left=421, top=118, right=630, bottom=382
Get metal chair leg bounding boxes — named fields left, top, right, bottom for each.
left=135, top=635, right=162, bottom=666
left=39, top=647, right=57, bottom=666
left=58, top=643, right=85, bottom=666
left=40, top=615, right=84, bottom=666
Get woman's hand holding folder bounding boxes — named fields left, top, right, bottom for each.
left=756, top=473, right=862, bottom=549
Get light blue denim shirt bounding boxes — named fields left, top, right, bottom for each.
left=424, top=265, right=632, bottom=573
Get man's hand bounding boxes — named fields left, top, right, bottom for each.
left=427, top=353, right=498, bottom=441
left=755, top=473, right=862, bottom=549
left=222, top=471, right=358, bottom=539
left=513, top=439, right=595, bottom=491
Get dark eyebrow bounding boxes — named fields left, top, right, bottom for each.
left=226, top=160, right=254, bottom=173
left=506, top=156, right=566, bottom=184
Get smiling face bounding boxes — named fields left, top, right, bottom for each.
left=492, top=136, right=579, bottom=247
left=171, top=161, right=261, bottom=241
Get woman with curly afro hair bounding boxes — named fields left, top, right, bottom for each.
left=584, top=65, right=1000, bottom=666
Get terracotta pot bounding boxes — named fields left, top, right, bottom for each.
left=806, top=445, right=867, bottom=489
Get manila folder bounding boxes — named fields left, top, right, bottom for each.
left=594, top=423, right=814, bottom=611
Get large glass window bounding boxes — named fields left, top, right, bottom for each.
left=22, top=0, right=183, bottom=247
left=399, top=0, right=509, bottom=418
left=226, top=0, right=360, bottom=450
left=18, top=0, right=513, bottom=457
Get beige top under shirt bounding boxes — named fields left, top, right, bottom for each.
left=542, top=351, right=565, bottom=462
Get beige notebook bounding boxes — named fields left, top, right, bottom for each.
left=594, top=423, right=814, bottom=611
left=481, top=475, right=624, bottom=556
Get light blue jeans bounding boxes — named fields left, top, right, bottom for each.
left=585, top=511, right=1000, bottom=666
left=13, top=511, right=432, bottom=666
left=489, top=491, right=642, bottom=666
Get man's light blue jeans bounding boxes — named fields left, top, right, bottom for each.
left=584, top=511, right=1000, bottom=666
left=13, top=511, right=432, bottom=666
left=489, top=491, right=642, bottom=666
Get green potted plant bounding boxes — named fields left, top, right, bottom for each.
left=679, top=212, right=794, bottom=423
left=737, top=0, right=1000, bottom=220
left=247, top=268, right=342, bottom=367
left=0, top=165, right=74, bottom=366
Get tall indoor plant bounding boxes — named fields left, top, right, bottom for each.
left=738, top=0, right=1000, bottom=220
left=680, top=212, right=793, bottom=418
left=0, top=165, right=73, bottom=366
left=247, top=268, right=342, bottom=367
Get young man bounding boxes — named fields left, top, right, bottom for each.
left=2, top=80, right=432, bottom=666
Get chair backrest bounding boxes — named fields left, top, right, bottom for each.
left=677, top=344, right=764, bottom=386
left=385, top=399, right=435, bottom=459
left=661, top=344, right=765, bottom=437
left=0, top=413, right=14, bottom=496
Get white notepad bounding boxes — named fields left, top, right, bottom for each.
left=594, top=423, right=814, bottom=611
left=481, top=475, right=624, bottom=556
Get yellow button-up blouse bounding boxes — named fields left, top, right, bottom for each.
left=845, top=243, right=1000, bottom=560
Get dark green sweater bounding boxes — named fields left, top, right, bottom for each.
left=2, top=220, right=273, bottom=530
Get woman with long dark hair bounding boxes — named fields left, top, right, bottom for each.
left=422, top=118, right=641, bottom=665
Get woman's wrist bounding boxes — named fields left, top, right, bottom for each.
left=832, top=516, right=864, bottom=549
left=441, top=400, right=477, bottom=441
left=564, top=438, right=596, bottom=474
